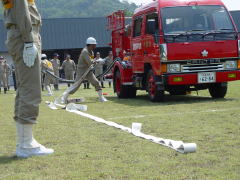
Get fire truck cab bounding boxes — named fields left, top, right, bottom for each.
left=107, top=0, right=240, bottom=102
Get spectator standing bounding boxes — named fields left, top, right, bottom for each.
left=0, top=56, right=8, bottom=93
left=104, top=51, right=114, bottom=88
left=51, top=53, right=61, bottom=90
left=11, top=64, right=17, bottom=91
left=61, top=54, right=76, bottom=87
left=94, top=52, right=105, bottom=88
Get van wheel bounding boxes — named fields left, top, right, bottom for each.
left=209, top=83, right=227, bottom=98
left=114, top=70, right=136, bottom=98
left=147, top=70, right=164, bottom=102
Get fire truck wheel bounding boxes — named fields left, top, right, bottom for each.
left=147, top=70, right=164, bottom=102
left=208, top=83, right=228, bottom=98
left=115, top=70, right=136, bottom=98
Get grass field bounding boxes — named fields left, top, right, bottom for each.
left=0, top=81, right=240, bottom=180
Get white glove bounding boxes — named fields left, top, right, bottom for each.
left=23, top=43, right=38, bottom=68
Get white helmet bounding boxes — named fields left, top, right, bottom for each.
left=41, top=54, right=47, bottom=59
left=86, top=37, right=97, bottom=45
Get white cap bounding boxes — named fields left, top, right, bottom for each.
left=41, top=54, right=47, bottom=59
left=86, top=37, right=97, bottom=45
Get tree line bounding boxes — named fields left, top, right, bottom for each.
left=0, top=0, right=137, bottom=19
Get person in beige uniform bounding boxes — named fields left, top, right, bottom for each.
left=104, top=51, right=113, bottom=69
left=41, top=54, right=54, bottom=96
left=61, top=37, right=108, bottom=103
left=3, top=60, right=10, bottom=91
left=104, top=51, right=113, bottom=88
left=5, top=60, right=11, bottom=90
left=61, top=54, right=76, bottom=87
left=0, top=56, right=8, bottom=94
left=94, top=52, right=105, bottom=88
left=2, top=0, right=54, bottom=158
left=51, top=53, right=60, bottom=90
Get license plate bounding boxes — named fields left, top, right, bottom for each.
left=198, top=72, right=216, bottom=83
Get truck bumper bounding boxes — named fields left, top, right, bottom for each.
left=166, top=70, right=240, bottom=85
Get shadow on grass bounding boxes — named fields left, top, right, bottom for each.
left=0, top=155, right=23, bottom=164
left=108, top=94, right=234, bottom=107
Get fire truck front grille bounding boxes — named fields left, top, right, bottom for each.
left=182, top=64, right=224, bottom=73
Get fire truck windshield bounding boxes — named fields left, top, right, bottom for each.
left=162, top=5, right=235, bottom=36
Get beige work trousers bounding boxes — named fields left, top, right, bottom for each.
left=6, top=27, right=41, bottom=124
left=44, top=73, right=54, bottom=86
left=53, top=70, right=59, bottom=85
left=65, top=71, right=74, bottom=80
left=6, top=72, right=10, bottom=87
left=95, top=68, right=103, bottom=82
left=0, top=72, right=8, bottom=88
left=67, top=67, right=101, bottom=95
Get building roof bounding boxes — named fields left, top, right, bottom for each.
left=41, top=17, right=111, bottom=50
left=0, top=17, right=111, bottom=52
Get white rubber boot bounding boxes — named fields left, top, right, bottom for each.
left=60, top=92, right=69, bottom=104
left=46, top=85, right=53, bottom=96
left=15, top=122, right=54, bottom=158
left=97, top=90, right=108, bottom=102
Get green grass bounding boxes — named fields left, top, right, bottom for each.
left=0, top=82, right=240, bottom=180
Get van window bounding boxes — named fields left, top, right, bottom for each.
left=212, top=9, right=233, bottom=30
left=146, top=13, right=159, bottom=35
left=133, top=18, right=143, bottom=37
left=162, top=6, right=234, bottom=34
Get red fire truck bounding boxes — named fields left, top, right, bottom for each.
left=107, top=0, right=240, bottom=102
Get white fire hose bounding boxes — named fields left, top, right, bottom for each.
left=46, top=102, right=197, bottom=154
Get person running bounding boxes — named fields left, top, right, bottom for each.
left=60, top=37, right=108, bottom=103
